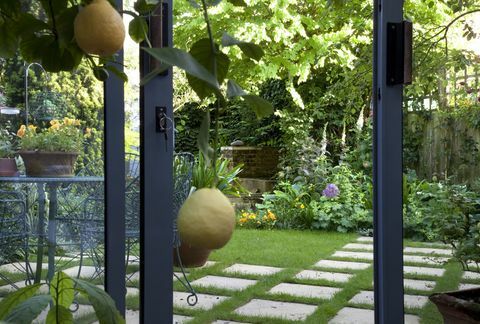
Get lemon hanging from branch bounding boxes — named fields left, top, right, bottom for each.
left=74, top=0, right=125, bottom=57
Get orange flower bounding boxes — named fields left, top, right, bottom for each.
left=17, top=125, right=26, bottom=138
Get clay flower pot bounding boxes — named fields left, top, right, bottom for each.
left=0, top=158, right=19, bottom=177
left=173, top=242, right=211, bottom=268
left=19, top=151, right=79, bottom=177
left=430, top=287, right=480, bottom=323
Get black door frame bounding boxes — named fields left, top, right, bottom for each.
left=373, top=0, right=405, bottom=322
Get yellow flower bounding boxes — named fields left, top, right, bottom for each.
left=17, top=125, right=26, bottom=138
left=300, top=204, right=305, bottom=209
left=85, top=128, right=92, bottom=138
left=248, top=213, right=256, bottom=220
left=49, top=123, right=61, bottom=131
left=27, top=125, right=37, bottom=132
left=50, top=119, right=59, bottom=126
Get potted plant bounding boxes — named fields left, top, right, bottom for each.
left=17, top=118, right=87, bottom=177
left=0, top=129, right=18, bottom=177
left=0, top=271, right=124, bottom=323
left=428, top=184, right=480, bottom=323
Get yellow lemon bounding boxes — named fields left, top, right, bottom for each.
left=178, top=188, right=235, bottom=250
left=74, top=0, right=125, bottom=56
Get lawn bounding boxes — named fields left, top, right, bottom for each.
left=1, top=228, right=474, bottom=323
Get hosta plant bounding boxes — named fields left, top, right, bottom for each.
left=0, top=272, right=124, bottom=324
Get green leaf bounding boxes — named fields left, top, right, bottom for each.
left=243, top=95, right=274, bottom=119
left=46, top=304, right=73, bottom=324
left=226, top=80, right=273, bottom=119
left=186, top=38, right=230, bottom=99
left=221, top=32, right=264, bottom=61
left=51, top=272, right=74, bottom=309
left=198, top=111, right=213, bottom=166
left=134, top=0, right=160, bottom=13
left=16, top=13, right=50, bottom=37
left=93, top=67, right=110, bottom=81
left=129, top=16, right=148, bottom=43
left=19, top=34, right=53, bottom=62
left=5, top=295, right=51, bottom=323
left=0, top=283, right=43, bottom=320
left=0, top=20, right=18, bottom=58
left=73, top=278, right=125, bottom=324
left=226, top=79, right=247, bottom=98
left=226, top=0, right=247, bottom=6
left=140, top=64, right=169, bottom=86
left=105, top=64, right=129, bottom=82
left=143, top=47, right=220, bottom=90
left=55, top=6, right=79, bottom=46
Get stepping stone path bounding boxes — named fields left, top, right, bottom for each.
left=329, top=307, right=420, bottom=324
left=234, top=299, right=317, bottom=321
left=174, top=292, right=229, bottom=310
left=224, top=263, right=283, bottom=276
left=64, top=265, right=99, bottom=278
left=314, top=259, right=371, bottom=270
left=1, top=236, right=476, bottom=323
left=269, top=283, right=341, bottom=299
left=191, top=275, right=257, bottom=291
left=333, top=251, right=374, bottom=261
left=349, top=290, right=429, bottom=309
left=295, top=270, right=353, bottom=283
left=458, top=283, right=480, bottom=290
left=0, top=262, right=48, bottom=274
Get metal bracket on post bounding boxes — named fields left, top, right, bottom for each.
left=386, top=21, right=413, bottom=86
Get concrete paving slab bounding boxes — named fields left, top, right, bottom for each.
left=295, top=270, right=353, bottom=283
left=95, top=285, right=139, bottom=297
left=314, top=260, right=370, bottom=271
left=404, top=266, right=445, bottom=277
left=0, top=262, right=48, bottom=274
left=463, top=271, right=480, bottom=280
left=191, top=275, right=257, bottom=291
left=174, top=314, right=194, bottom=324
left=343, top=243, right=374, bottom=251
left=92, top=311, right=192, bottom=324
left=329, top=307, right=420, bottom=324
left=403, top=255, right=449, bottom=265
left=174, top=291, right=228, bottom=310
left=128, top=271, right=184, bottom=282
left=0, top=280, right=49, bottom=294
left=268, top=283, right=341, bottom=299
left=459, top=283, right=480, bottom=290
left=404, top=247, right=452, bottom=256
left=234, top=299, right=317, bottom=321
left=404, top=279, right=436, bottom=291
left=332, top=251, right=373, bottom=261
left=34, top=305, right=95, bottom=323
left=63, top=266, right=100, bottom=278
left=223, top=264, right=283, bottom=276
left=349, top=291, right=428, bottom=309
left=356, top=237, right=373, bottom=243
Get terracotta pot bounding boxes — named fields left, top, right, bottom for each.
left=19, top=151, right=79, bottom=177
left=0, top=158, right=19, bottom=177
left=173, top=243, right=211, bottom=268
left=430, top=287, right=480, bottom=324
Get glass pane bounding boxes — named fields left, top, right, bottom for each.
left=402, top=3, right=480, bottom=323
left=0, top=59, right=106, bottom=321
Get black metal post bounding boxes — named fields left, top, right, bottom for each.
left=373, top=0, right=405, bottom=323
left=104, top=0, right=126, bottom=314
left=140, top=1, right=174, bottom=323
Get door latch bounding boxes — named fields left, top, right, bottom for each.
left=386, top=21, right=413, bottom=86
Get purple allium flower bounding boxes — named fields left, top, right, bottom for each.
left=322, top=183, right=340, bottom=198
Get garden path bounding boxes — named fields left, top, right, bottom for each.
left=1, top=236, right=478, bottom=323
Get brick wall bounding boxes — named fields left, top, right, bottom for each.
left=221, top=146, right=279, bottom=179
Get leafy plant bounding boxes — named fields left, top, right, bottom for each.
left=17, top=118, right=88, bottom=152
left=237, top=209, right=277, bottom=229
left=0, top=129, right=15, bottom=158
left=192, top=153, right=246, bottom=197
left=0, top=271, right=124, bottom=324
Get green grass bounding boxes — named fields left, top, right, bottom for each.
left=2, top=229, right=477, bottom=323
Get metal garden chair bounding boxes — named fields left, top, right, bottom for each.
left=0, top=190, right=33, bottom=288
